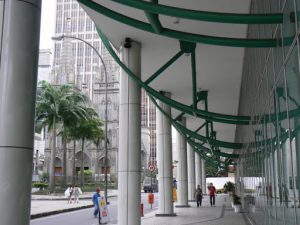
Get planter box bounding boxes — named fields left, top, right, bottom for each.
left=233, top=204, right=241, bottom=213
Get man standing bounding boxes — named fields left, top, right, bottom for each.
left=194, top=185, right=203, bottom=207
left=208, top=183, right=216, bottom=207
left=93, top=188, right=101, bottom=218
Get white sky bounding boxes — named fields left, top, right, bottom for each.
left=39, top=0, right=56, bottom=50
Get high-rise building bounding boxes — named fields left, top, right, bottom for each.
left=141, top=89, right=157, bottom=168
left=33, top=49, right=52, bottom=179
left=44, top=0, right=120, bottom=181
left=44, top=0, right=157, bottom=182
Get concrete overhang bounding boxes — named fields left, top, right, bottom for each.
left=79, top=0, right=252, bottom=154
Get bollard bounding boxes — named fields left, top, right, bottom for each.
left=141, top=203, right=144, bottom=217
left=148, top=192, right=154, bottom=204
left=148, top=192, right=154, bottom=209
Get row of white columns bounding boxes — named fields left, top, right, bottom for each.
left=117, top=39, right=207, bottom=225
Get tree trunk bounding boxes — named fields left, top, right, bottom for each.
left=72, top=140, right=76, bottom=186
left=80, top=138, right=85, bottom=187
left=61, top=136, right=67, bottom=188
left=49, top=120, right=56, bottom=192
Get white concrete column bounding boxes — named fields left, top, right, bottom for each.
left=195, top=153, right=202, bottom=190
left=118, top=39, right=141, bottom=225
left=187, top=144, right=195, bottom=201
left=0, top=1, right=41, bottom=225
left=282, top=139, right=290, bottom=190
left=273, top=149, right=279, bottom=198
left=175, top=118, right=189, bottom=207
left=201, top=159, right=206, bottom=194
left=155, top=92, right=176, bottom=216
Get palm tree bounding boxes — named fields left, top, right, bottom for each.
left=35, top=81, right=89, bottom=192
left=73, top=111, right=104, bottom=187
left=58, top=91, right=88, bottom=188
left=64, top=107, right=102, bottom=186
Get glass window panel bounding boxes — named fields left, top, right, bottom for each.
left=285, top=43, right=300, bottom=224
left=282, top=0, right=297, bottom=58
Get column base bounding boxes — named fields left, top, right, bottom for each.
left=155, top=213, right=177, bottom=217
left=175, top=205, right=190, bottom=208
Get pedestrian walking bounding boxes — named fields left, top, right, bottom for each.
left=73, top=185, right=82, bottom=203
left=266, top=183, right=273, bottom=205
left=65, top=185, right=73, bottom=204
left=208, top=183, right=216, bottom=207
left=194, top=184, right=203, bottom=207
left=93, top=187, right=101, bottom=218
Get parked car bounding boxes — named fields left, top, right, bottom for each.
left=143, top=177, right=158, bottom=192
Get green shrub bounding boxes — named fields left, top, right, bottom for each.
left=32, top=182, right=48, bottom=190
left=232, top=194, right=241, bottom=205
left=244, top=188, right=255, bottom=193
left=78, top=170, right=93, bottom=176
left=41, top=172, right=49, bottom=182
left=217, top=188, right=225, bottom=194
left=224, top=181, right=235, bottom=193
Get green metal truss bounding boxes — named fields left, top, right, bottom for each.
left=93, top=26, right=300, bottom=169
left=78, top=0, right=279, bottom=48
left=77, top=0, right=300, bottom=169
left=94, top=28, right=240, bottom=169
left=111, top=0, right=283, bottom=24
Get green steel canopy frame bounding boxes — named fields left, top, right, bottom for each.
left=96, top=27, right=251, bottom=125
left=110, top=0, right=283, bottom=24
left=152, top=96, right=240, bottom=159
left=94, top=26, right=300, bottom=165
left=77, top=0, right=298, bottom=168
left=94, top=26, right=241, bottom=169
left=78, top=0, right=279, bottom=48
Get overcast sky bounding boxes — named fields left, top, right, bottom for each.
left=39, top=0, right=56, bottom=50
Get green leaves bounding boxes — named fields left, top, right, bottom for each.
left=35, top=81, right=101, bottom=136
left=35, top=81, right=104, bottom=190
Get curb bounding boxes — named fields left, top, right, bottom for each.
left=31, top=204, right=94, bottom=219
left=31, top=195, right=117, bottom=201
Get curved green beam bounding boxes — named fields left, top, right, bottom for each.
left=190, top=140, right=239, bottom=159
left=170, top=119, right=228, bottom=168
left=147, top=89, right=239, bottom=166
left=187, top=138, right=229, bottom=169
left=249, top=126, right=298, bottom=151
left=78, top=0, right=278, bottom=48
left=96, top=27, right=251, bottom=125
left=256, top=107, right=300, bottom=124
left=150, top=94, right=241, bottom=161
left=174, top=120, right=242, bottom=149
left=152, top=90, right=239, bottom=168
left=95, top=23, right=300, bottom=128
left=111, top=0, right=283, bottom=24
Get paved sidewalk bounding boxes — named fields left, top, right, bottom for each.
left=140, top=195, right=250, bottom=225
left=31, top=193, right=250, bottom=225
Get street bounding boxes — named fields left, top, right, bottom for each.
left=30, top=193, right=159, bottom=225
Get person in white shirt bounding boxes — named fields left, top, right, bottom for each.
left=73, top=185, right=83, bottom=203
left=64, top=185, right=73, bottom=203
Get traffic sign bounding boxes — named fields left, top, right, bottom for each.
left=148, top=164, right=155, bottom=172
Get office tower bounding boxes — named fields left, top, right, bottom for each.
left=44, top=0, right=120, bottom=182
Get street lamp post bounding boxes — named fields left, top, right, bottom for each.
left=52, top=34, right=109, bottom=204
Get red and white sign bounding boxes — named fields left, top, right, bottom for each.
left=148, top=164, right=156, bottom=172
